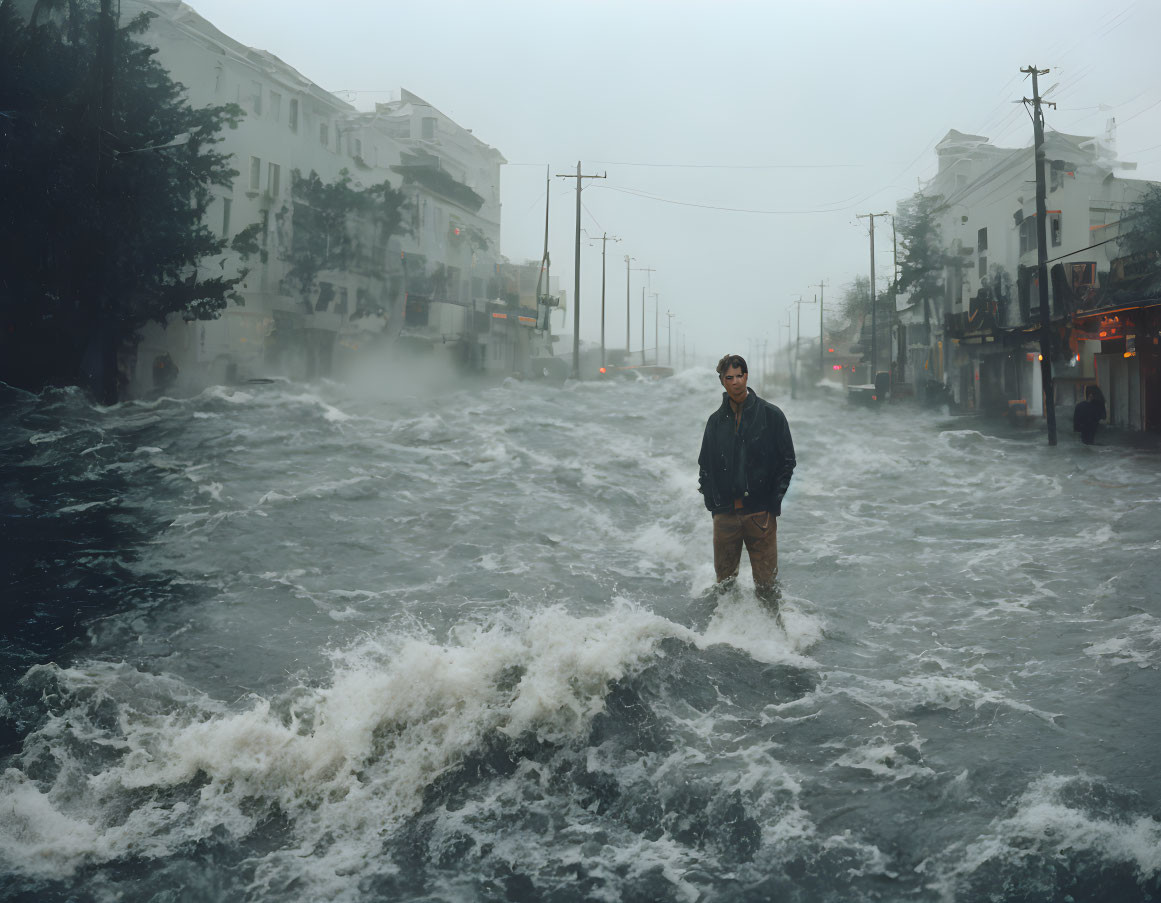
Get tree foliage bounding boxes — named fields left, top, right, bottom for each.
left=278, top=169, right=410, bottom=307
left=1121, top=184, right=1161, bottom=263
left=0, top=0, right=244, bottom=398
left=838, top=275, right=872, bottom=323
left=895, top=192, right=948, bottom=303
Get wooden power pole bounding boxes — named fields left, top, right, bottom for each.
left=556, top=162, right=606, bottom=379
left=857, top=212, right=890, bottom=382
left=812, top=279, right=828, bottom=377
left=593, top=233, right=619, bottom=368
left=1022, top=65, right=1058, bottom=446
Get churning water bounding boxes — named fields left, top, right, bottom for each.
left=1, top=372, right=1159, bottom=903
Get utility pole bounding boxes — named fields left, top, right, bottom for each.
left=666, top=311, right=675, bottom=366
left=1022, top=65, right=1058, bottom=446
left=641, top=287, right=646, bottom=364
left=782, top=313, right=794, bottom=397
left=857, top=212, right=890, bottom=382
left=812, top=280, right=828, bottom=377
left=635, top=266, right=654, bottom=364
left=651, top=292, right=660, bottom=366
left=556, top=162, right=606, bottom=379
left=591, top=233, right=619, bottom=368
left=792, top=296, right=815, bottom=397
left=622, top=261, right=654, bottom=362
left=623, top=255, right=634, bottom=361
left=890, top=213, right=901, bottom=384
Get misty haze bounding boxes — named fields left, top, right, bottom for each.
left=2, top=2, right=1161, bottom=902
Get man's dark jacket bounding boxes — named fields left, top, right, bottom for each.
left=698, top=387, right=795, bottom=515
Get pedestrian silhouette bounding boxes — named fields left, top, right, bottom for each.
left=1073, top=385, right=1106, bottom=445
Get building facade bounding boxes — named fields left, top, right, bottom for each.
left=895, top=127, right=1159, bottom=430
left=121, top=1, right=536, bottom=392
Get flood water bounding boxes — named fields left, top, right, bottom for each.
left=2, top=372, right=1160, bottom=903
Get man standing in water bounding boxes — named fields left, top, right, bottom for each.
left=698, top=353, right=796, bottom=599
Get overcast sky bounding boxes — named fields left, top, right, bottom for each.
left=186, top=0, right=1161, bottom=364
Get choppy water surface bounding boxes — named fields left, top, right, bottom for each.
left=2, top=373, right=1160, bottom=903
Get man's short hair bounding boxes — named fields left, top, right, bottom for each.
left=716, top=354, right=747, bottom=376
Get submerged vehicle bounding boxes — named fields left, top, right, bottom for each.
left=847, top=370, right=890, bottom=407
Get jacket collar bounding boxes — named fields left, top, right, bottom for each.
left=720, top=386, right=757, bottom=414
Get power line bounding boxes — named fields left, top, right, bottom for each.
left=590, top=160, right=863, bottom=170
left=596, top=184, right=856, bottom=216
left=581, top=199, right=604, bottom=233
left=1119, top=94, right=1161, bottom=126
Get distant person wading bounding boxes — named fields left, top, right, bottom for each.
left=698, top=354, right=796, bottom=600
left=1073, top=384, right=1107, bottom=445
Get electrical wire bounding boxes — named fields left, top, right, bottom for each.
left=581, top=200, right=604, bottom=233
left=592, top=183, right=878, bottom=217
left=1118, top=94, right=1161, bottom=126
left=589, top=160, right=862, bottom=170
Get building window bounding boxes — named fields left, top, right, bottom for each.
left=221, top=197, right=232, bottom=237
left=319, top=122, right=329, bottom=147
left=421, top=117, right=436, bottom=140
left=248, top=156, right=261, bottom=192
left=354, top=138, right=362, bottom=159
left=977, top=227, right=988, bottom=253
left=267, top=162, right=280, bottom=198
left=270, top=91, right=281, bottom=123
left=251, top=81, right=262, bottom=115
left=289, top=98, right=299, bottom=132
left=1050, top=212, right=1062, bottom=247
left=1019, top=216, right=1036, bottom=255
left=336, top=286, right=349, bottom=315
left=979, top=256, right=987, bottom=281
left=315, top=282, right=335, bottom=312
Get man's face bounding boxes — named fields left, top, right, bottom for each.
left=720, top=365, right=748, bottom=404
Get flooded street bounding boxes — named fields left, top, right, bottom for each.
left=2, top=374, right=1160, bottom=903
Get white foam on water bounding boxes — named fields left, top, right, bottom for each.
left=828, top=738, right=935, bottom=782
left=844, top=672, right=1061, bottom=724
left=28, top=430, right=65, bottom=445
left=282, top=390, right=353, bottom=423
left=701, top=591, right=824, bottom=667
left=821, top=831, right=900, bottom=879
left=55, top=500, right=109, bottom=514
left=1084, top=613, right=1161, bottom=669
left=200, top=385, right=256, bottom=404
left=0, top=603, right=697, bottom=897
left=630, top=521, right=698, bottom=573
left=922, top=773, right=1161, bottom=901
left=257, top=489, right=297, bottom=505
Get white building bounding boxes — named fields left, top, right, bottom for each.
left=897, top=126, right=1155, bottom=416
left=121, top=1, right=510, bottom=390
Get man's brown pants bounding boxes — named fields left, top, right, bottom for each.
left=713, top=509, right=778, bottom=593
